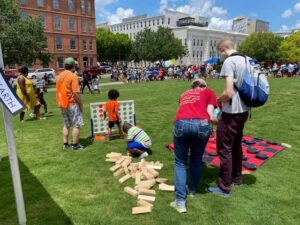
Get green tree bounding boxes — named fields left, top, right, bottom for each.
left=0, top=0, right=50, bottom=65
left=131, top=27, right=187, bottom=64
left=96, top=28, right=132, bottom=63
left=279, top=31, right=300, bottom=63
left=238, top=32, right=283, bottom=63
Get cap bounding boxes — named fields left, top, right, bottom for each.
left=192, top=78, right=207, bottom=87
left=64, top=57, right=75, bottom=66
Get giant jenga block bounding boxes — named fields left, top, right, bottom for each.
left=124, top=187, right=138, bottom=197
left=138, top=195, right=156, bottom=202
left=145, top=164, right=163, bottom=170
left=137, top=199, right=153, bottom=209
left=122, top=158, right=132, bottom=168
left=159, top=183, right=175, bottom=192
left=138, top=188, right=156, bottom=196
left=147, top=169, right=159, bottom=177
left=132, top=206, right=152, bottom=215
left=135, top=171, right=141, bottom=185
left=106, top=152, right=122, bottom=158
left=119, top=174, right=131, bottom=183
left=110, top=164, right=121, bottom=172
left=113, top=168, right=125, bottom=177
left=155, top=178, right=167, bottom=184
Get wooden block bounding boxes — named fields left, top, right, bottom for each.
left=147, top=169, right=159, bottom=177
left=138, top=188, right=156, bottom=196
left=142, top=171, right=155, bottom=180
left=116, top=157, right=125, bottom=165
left=282, top=143, right=292, bottom=148
left=137, top=179, right=156, bottom=189
left=156, top=178, right=167, bottom=184
left=159, top=183, right=175, bottom=192
left=137, top=199, right=153, bottom=209
left=132, top=206, right=152, bottom=215
left=146, top=164, right=163, bottom=170
left=138, top=195, right=156, bottom=202
left=135, top=171, right=141, bottom=185
left=113, top=168, right=124, bottom=177
left=124, top=187, right=138, bottom=197
left=106, top=152, right=122, bottom=158
left=124, top=166, right=129, bottom=174
left=109, top=164, right=121, bottom=172
left=122, top=158, right=132, bottom=168
left=105, top=158, right=118, bottom=162
left=119, top=174, right=132, bottom=183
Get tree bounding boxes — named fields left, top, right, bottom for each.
left=131, top=27, right=187, bottom=64
left=96, top=28, right=132, bottom=63
left=0, top=0, right=50, bottom=65
left=238, top=32, right=283, bottom=63
left=279, top=31, right=300, bottom=63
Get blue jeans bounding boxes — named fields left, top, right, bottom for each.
left=173, top=119, right=210, bottom=206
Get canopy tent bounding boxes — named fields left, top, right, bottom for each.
left=204, top=57, right=218, bottom=64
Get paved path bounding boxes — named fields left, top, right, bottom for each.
left=47, top=81, right=124, bottom=92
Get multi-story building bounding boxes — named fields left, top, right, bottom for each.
left=17, top=0, right=97, bottom=71
left=232, top=16, right=269, bottom=34
left=97, top=9, right=247, bottom=66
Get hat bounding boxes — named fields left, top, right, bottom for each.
left=64, top=57, right=75, bottom=66
left=192, top=78, right=207, bottom=87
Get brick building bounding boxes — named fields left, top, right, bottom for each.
left=18, top=0, right=97, bottom=72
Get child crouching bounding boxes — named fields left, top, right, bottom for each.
left=123, top=122, right=152, bottom=159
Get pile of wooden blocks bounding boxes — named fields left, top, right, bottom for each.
left=106, top=152, right=175, bottom=215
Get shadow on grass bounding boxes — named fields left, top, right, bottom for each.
left=79, top=136, right=94, bottom=148
left=197, top=164, right=256, bottom=194
left=0, top=157, right=73, bottom=225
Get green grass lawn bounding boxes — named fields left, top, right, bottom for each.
left=0, top=78, right=299, bottom=225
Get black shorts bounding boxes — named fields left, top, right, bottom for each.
left=108, top=120, right=120, bottom=129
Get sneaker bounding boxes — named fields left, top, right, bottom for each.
left=206, top=187, right=231, bottom=197
left=63, top=144, right=70, bottom=150
left=139, top=152, right=149, bottom=159
left=145, top=148, right=153, bottom=155
left=170, top=201, right=187, bottom=213
left=232, top=182, right=243, bottom=187
left=186, top=186, right=195, bottom=198
left=72, top=143, right=84, bottom=150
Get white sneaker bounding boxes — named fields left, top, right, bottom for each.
left=170, top=201, right=187, bottom=213
left=139, top=152, right=149, bottom=159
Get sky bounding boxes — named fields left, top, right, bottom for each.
left=95, top=0, right=300, bottom=32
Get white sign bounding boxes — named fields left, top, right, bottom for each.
left=0, top=69, right=25, bottom=116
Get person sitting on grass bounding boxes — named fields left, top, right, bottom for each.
left=122, top=122, right=152, bottom=159
left=104, top=89, right=123, bottom=141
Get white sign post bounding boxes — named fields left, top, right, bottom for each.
left=0, top=44, right=27, bottom=225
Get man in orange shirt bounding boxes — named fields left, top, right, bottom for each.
left=56, top=57, right=84, bottom=150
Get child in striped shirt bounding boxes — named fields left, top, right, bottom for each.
left=122, top=122, right=152, bottom=158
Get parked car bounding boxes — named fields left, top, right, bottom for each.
left=4, top=70, right=18, bottom=79
left=100, top=65, right=112, bottom=73
left=28, top=68, right=56, bottom=80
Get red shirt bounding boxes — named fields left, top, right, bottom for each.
left=174, top=87, right=217, bottom=121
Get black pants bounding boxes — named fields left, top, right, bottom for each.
left=216, top=111, right=248, bottom=192
left=82, top=82, right=92, bottom=93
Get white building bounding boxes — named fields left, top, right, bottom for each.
left=97, top=10, right=247, bottom=65
left=232, top=16, right=269, bottom=34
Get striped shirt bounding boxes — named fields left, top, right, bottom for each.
left=127, top=126, right=151, bottom=148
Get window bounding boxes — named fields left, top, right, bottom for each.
left=201, top=40, right=203, bottom=46
left=19, top=0, right=27, bottom=4
left=53, top=0, right=59, bottom=10
left=70, top=38, right=76, bottom=50
left=168, top=18, right=170, bottom=24
left=55, top=37, right=62, bottom=49
left=120, top=26, right=122, bottom=31
left=148, top=21, right=151, bottom=26
left=133, top=23, right=135, bottom=29
left=193, top=51, right=195, bottom=58
left=193, top=39, right=195, bottom=46
left=82, top=39, right=87, bottom=51
left=21, top=11, right=28, bottom=19
left=127, top=24, right=128, bottom=30
left=141, top=22, right=143, bottom=28
left=157, top=19, right=159, bottom=25
left=197, top=40, right=199, bottom=46
left=90, top=57, right=94, bottom=66
left=87, top=0, right=92, bottom=15
left=38, top=14, right=45, bottom=28
left=57, top=57, right=64, bottom=69
left=200, top=51, right=203, bottom=57
left=37, top=0, right=44, bottom=7
left=87, top=21, right=92, bottom=32
left=197, top=51, right=199, bottom=58
left=210, top=40, right=212, bottom=46
left=162, top=18, right=164, bottom=24
left=130, top=24, right=132, bottom=29
left=184, top=39, right=187, bottom=46
left=214, top=40, right=217, bottom=46
left=68, top=0, right=75, bottom=12
left=54, top=16, right=61, bottom=30
left=81, top=19, right=86, bottom=32
left=137, top=23, right=139, bottom=28
left=89, top=38, right=93, bottom=50
left=153, top=20, right=155, bottom=25
left=144, top=21, right=146, bottom=27
left=69, top=17, right=75, bottom=31
left=81, top=0, right=85, bottom=14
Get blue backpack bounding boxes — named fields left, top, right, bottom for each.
left=229, top=53, right=270, bottom=108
